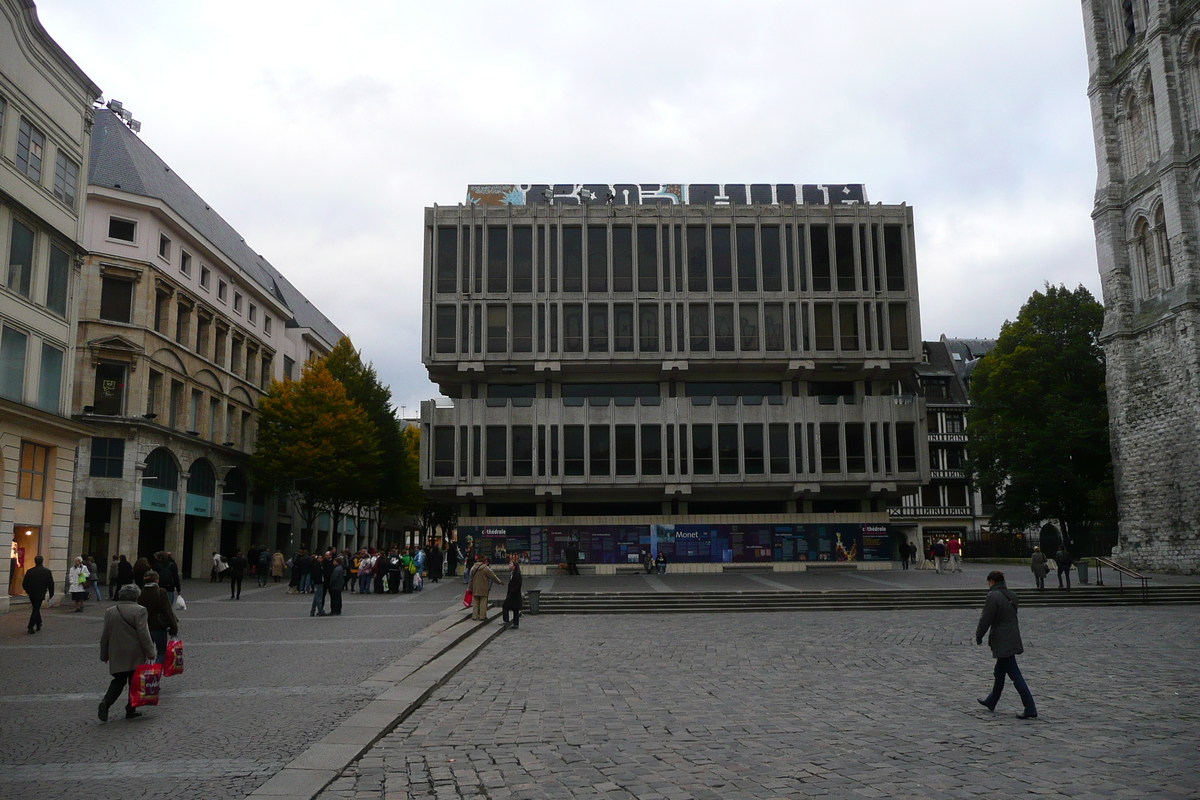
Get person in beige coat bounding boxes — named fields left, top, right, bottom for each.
left=468, top=557, right=503, bottom=621
left=99, top=584, right=157, bottom=722
left=271, top=551, right=286, bottom=583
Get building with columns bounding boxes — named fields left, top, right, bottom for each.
left=420, top=184, right=929, bottom=570
left=1, top=0, right=101, bottom=612
left=1081, top=1, right=1200, bottom=572
left=68, top=107, right=356, bottom=578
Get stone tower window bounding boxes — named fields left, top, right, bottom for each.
left=1153, top=206, right=1173, bottom=289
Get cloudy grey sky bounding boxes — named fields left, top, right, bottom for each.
left=36, top=0, right=1099, bottom=415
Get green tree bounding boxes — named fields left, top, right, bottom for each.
left=323, top=338, right=422, bottom=521
left=250, top=359, right=382, bottom=548
left=968, top=283, right=1113, bottom=552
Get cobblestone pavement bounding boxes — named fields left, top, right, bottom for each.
left=0, top=574, right=468, bottom=800
left=320, top=605, right=1200, bottom=800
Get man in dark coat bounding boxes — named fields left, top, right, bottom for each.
left=427, top=543, right=443, bottom=583
left=565, top=543, right=580, bottom=576
left=975, top=570, right=1037, bottom=719
left=116, top=554, right=134, bottom=587
left=501, top=558, right=523, bottom=629
left=1055, top=546, right=1073, bottom=590
left=310, top=554, right=327, bottom=616
left=446, top=541, right=459, bottom=578
left=21, top=555, right=55, bottom=634
left=137, top=570, right=179, bottom=664
left=228, top=551, right=247, bottom=599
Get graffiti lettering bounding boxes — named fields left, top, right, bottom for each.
left=466, top=183, right=867, bottom=207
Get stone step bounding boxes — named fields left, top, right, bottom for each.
left=530, top=585, right=1200, bottom=614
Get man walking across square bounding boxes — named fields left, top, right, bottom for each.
left=975, top=570, right=1037, bottom=719
left=228, top=551, right=247, bottom=599
left=947, top=535, right=963, bottom=572
left=21, top=555, right=54, bottom=634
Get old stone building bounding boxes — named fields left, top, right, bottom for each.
left=420, top=184, right=929, bottom=570
left=1, top=0, right=100, bottom=611
left=1082, top=1, right=1200, bottom=572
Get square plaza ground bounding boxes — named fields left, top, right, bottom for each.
left=0, top=568, right=1197, bottom=799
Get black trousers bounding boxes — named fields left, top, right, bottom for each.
left=103, top=670, right=136, bottom=715
left=329, top=590, right=342, bottom=615
left=1057, top=567, right=1071, bottom=589
left=567, top=562, right=579, bottom=575
left=27, top=598, right=44, bottom=631
left=230, top=576, right=243, bottom=598
left=502, top=606, right=520, bottom=626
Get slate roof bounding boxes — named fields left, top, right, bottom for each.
left=88, top=109, right=344, bottom=348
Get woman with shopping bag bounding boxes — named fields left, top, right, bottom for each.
left=99, top=584, right=157, bottom=721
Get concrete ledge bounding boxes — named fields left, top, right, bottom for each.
left=246, top=609, right=503, bottom=800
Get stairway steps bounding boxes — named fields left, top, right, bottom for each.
left=530, top=586, right=1200, bottom=614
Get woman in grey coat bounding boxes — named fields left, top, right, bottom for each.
left=1030, top=547, right=1049, bottom=590
left=98, top=584, right=157, bottom=721
left=975, top=570, right=1037, bottom=719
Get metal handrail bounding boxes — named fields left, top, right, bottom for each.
left=1093, top=556, right=1150, bottom=604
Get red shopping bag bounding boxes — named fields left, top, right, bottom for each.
left=163, top=639, right=184, bottom=677
left=463, top=589, right=473, bottom=608
left=129, top=663, right=163, bottom=708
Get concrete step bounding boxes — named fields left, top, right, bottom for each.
left=530, top=585, right=1200, bottom=614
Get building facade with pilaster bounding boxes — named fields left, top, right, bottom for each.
left=68, top=107, right=360, bottom=578
left=421, top=184, right=929, bottom=570
left=1, top=0, right=100, bottom=611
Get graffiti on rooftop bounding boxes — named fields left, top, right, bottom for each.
left=465, top=183, right=868, bottom=207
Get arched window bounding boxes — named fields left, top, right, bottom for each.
left=223, top=467, right=247, bottom=503
left=187, top=459, right=216, bottom=497
left=1153, top=206, right=1173, bottom=289
left=1128, top=95, right=1146, bottom=173
left=1143, top=77, right=1160, bottom=163
left=143, top=448, right=179, bottom=490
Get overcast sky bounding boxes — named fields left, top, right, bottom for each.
left=35, top=1, right=1099, bottom=415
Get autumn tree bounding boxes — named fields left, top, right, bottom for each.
left=967, top=284, right=1113, bottom=552
left=250, top=359, right=381, bottom=549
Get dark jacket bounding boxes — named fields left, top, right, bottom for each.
left=153, top=558, right=180, bottom=592
left=565, top=545, right=579, bottom=565
left=137, top=583, right=179, bottom=636
left=1055, top=549, right=1073, bottom=569
left=21, top=565, right=55, bottom=601
left=116, top=559, right=134, bottom=585
left=975, top=581, right=1024, bottom=658
left=502, top=567, right=523, bottom=611
left=310, top=558, right=325, bottom=586
left=329, top=563, right=344, bottom=591
left=229, top=556, right=247, bottom=579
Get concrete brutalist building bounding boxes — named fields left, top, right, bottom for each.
left=419, top=184, right=929, bottom=571
left=1082, top=1, right=1200, bottom=572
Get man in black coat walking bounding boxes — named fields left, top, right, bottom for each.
left=21, top=556, right=55, bottom=634
left=975, top=570, right=1037, bottom=719
left=565, top=543, right=580, bottom=576
left=228, top=551, right=247, bottom=599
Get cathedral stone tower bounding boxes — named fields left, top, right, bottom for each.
left=1082, top=0, right=1200, bottom=572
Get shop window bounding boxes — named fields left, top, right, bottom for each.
left=187, top=460, right=216, bottom=497
left=90, top=437, right=125, bottom=478
left=143, top=448, right=178, bottom=490
left=99, top=277, right=133, bottom=323
left=92, top=363, right=126, bottom=415
left=18, top=442, right=48, bottom=500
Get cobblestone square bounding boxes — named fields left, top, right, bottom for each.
left=323, top=604, right=1200, bottom=800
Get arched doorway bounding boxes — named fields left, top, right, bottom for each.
left=221, top=467, right=248, bottom=557
left=183, top=458, right=216, bottom=578
left=139, top=448, right=179, bottom=559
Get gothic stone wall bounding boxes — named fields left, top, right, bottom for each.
left=1105, top=306, right=1200, bottom=573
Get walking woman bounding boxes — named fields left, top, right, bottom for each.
left=68, top=557, right=90, bottom=612
left=501, top=556, right=523, bottom=629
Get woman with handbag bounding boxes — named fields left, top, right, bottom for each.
left=67, top=557, right=90, bottom=612
left=99, top=583, right=157, bottom=721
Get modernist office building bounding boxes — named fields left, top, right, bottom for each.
left=1082, top=1, right=1200, bottom=572
left=420, top=184, right=930, bottom=569
left=1, top=0, right=100, bottom=611
left=68, top=107, right=359, bottom=578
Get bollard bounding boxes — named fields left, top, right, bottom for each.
left=528, top=589, right=540, bottom=615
